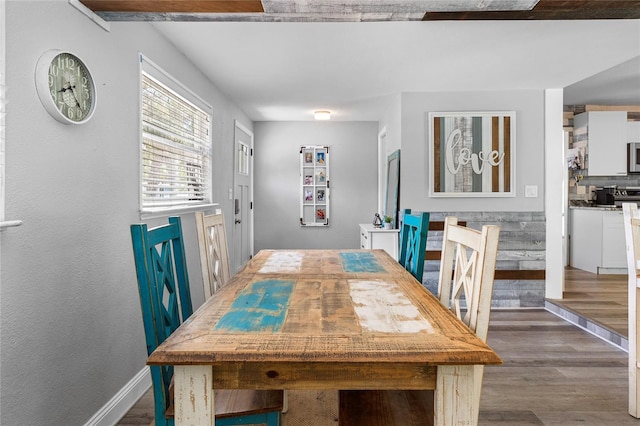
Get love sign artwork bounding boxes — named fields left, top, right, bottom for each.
left=429, top=111, right=515, bottom=197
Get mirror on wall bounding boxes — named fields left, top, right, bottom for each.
left=385, top=150, right=400, bottom=228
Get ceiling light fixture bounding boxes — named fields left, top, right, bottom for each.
left=314, top=110, right=331, bottom=120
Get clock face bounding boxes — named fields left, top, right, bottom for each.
left=36, top=50, right=96, bottom=124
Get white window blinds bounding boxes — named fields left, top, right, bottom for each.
left=140, top=60, right=212, bottom=211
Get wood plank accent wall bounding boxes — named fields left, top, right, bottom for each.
left=421, top=211, right=546, bottom=308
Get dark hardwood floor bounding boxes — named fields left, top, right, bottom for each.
left=118, top=267, right=633, bottom=424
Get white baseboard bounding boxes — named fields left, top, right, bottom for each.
left=597, top=266, right=627, bottom=275
left=84, top=367, right=151, bottom=426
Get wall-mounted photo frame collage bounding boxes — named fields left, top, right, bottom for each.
left=300, top=145, right=329, bottom=226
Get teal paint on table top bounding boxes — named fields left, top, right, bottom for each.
left=339, top=252, right=385, bottom=273
left=215, top=279, right=294, bottom=332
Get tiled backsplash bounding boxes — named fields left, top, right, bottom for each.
left=571, top=175, right=640, bottom=205
left=578, top=175, right=640, bottom=187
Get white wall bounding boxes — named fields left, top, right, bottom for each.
left=2, top=1, right=251, bottom=424
left=545, top=88, right=565, bottom=299
left=379, top=93, right=402, bottom=156
left=253, top=121, right=378, bottom=250
left=399, top=90, right=545, bottom=212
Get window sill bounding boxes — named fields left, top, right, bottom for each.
left=140, top=203, right=220, bottom=220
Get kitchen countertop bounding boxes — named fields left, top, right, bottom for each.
left=569, top=205, right=621, bottom=211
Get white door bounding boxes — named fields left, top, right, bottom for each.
left=232, top=121, right=254, bottom=273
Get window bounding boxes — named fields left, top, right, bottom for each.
left=140, top=55, right=212, bottom=212
left=237, top=142, right=249, bottom=175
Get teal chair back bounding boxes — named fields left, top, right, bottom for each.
left=131, top=217, right=283, bottom=426
left=399, top=209, right=430, bottom=283
left=131, top=217, right=193, bottom=426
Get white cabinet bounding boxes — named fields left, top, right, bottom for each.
left=570, top=208, right=626, bottom=274
left=570, top=208, right=601, bottom=273
left=602, top=210, right=626, bottom=269
left=629, top=121, right=640, bottom=142
left=574, top=111, right=628, bottom=176
left=359, top=223, right=399, bottom=260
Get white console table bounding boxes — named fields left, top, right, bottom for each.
left=359, top=223, right=399, bottom=260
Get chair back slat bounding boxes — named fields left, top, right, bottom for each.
left=195, top=211, right=231, bottom=300
left=131, top=216, right=192, bottom=426
left=398, top=209, right=430, bottom=282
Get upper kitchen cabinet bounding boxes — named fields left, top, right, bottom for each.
left=574, top=111, right=628, bottom=176
left=629, top=121, right=640, bottom=142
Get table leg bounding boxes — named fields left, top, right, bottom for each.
left=174, top=365, right=214, bottom=425
left=434, top=365, right=477, bottom=425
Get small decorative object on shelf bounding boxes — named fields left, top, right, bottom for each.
left=373, top=213, right=383, bottom=228
left=384, top=215, right=393, bottom=229
left=300, top=145, right=329, bottom=226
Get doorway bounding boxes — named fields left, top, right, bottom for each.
left=232, top=120, right=254, bottom=274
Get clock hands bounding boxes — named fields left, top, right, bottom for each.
left=69, top=85, right=82, bottom=109
left=58, top=80, right=82, bottom=110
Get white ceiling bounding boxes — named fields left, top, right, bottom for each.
left=149, top=19, right=640, bottom=121
left=564, top=56, right=640, bottom=106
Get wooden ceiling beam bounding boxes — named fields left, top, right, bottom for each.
left=423, top=0, right=640, bottom=20
left=79, top=1, right=265, bottom=14
left=79, top=0, right=640, bottom=20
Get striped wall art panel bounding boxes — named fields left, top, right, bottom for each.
left=429, top=111, right=515, bottom=197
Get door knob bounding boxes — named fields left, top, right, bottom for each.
left=235, top=219, right=241, bottom=224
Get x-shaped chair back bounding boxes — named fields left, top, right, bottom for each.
left=399, top=209, right=430, bottom=283
left=437, top=216, right=500, bottom=342
left=131, top=217, right=193, bottom=426
left=195, top=211, right=231, bottom=300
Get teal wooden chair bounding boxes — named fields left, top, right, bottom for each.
left=398, top=209, right=430, bottom=283
left=131, top=216, right=283, bottom=426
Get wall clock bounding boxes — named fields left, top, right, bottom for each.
left=35, top=50, right=96, bottom=124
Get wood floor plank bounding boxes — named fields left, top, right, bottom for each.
left=479, top=310, right=633, bottom=425
left=549, top=267, right=628, bottom=337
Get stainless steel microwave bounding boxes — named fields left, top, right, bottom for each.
left=629, top=143, right=640, bottom=173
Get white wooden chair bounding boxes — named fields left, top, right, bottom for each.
left=623, top=203, right=640, bottom=418
left=435, top=216, right=500, bottom=425
left=195, top=210, right=231, bottom=300
left=437, top=216, right=500, bottom=343
left=195, top=209, right=289, bottom=415
left=340, top=216, right=500, bottom=425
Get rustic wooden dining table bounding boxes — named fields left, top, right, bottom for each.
left=147, top=249, right=501, bottom=425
